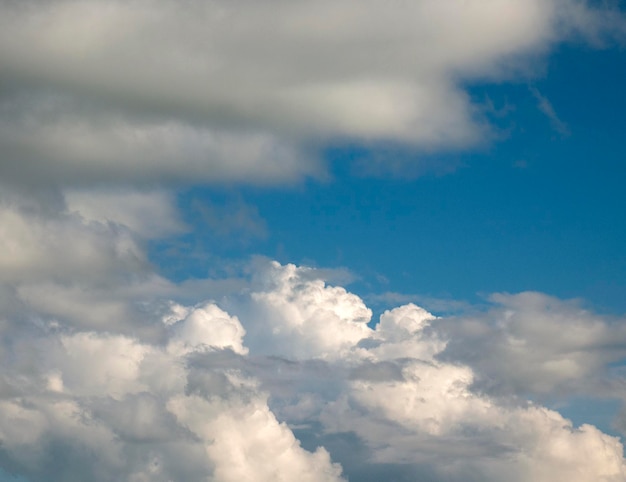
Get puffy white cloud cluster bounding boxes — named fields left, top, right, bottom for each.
left=0, top=192, right=347, bottom=481
left=0, top=297, right=343, bottom=482
left=0, top=0, right=623, bottom=184
left=318, top=309, right=626, bottom=481
left=242, top=261, right=372, bottom=359
left=1, top=195, right=626, bottom=482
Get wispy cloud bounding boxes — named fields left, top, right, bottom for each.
left=192, top=197, right=268, bottom=244
left=367, top=291, right=475, bottom=315
left=530, top=86, right=571, bottom=137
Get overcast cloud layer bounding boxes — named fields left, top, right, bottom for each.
left=1, top=0, right=624, bottom=185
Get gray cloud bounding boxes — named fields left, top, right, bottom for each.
left=436, top=292, right=626, bottom=398
left=0, top=0, right=622, bottom=186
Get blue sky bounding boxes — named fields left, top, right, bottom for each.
left=1, top=2, right=626, bottom=481
left=160, top=42, right=626, bottom=315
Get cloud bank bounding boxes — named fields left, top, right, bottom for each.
left=1, top=192, right=626, bottom=481
left=1, top=0, right=623, bottom=185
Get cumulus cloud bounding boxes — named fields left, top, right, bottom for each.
left=0, top=299, right=344, bottom=482
left=168, top=303, right=248, bottom=356
left=0, top=186, right=350, bottom=481
left=1, top=253, right=626, bottom=481
left=232, top=271, right=626, bottom=481
left=0, top=0, right=623, bottom=185
left=239, top=261, right=372, bottom=360
left=436, top=292, right=626, bottom=397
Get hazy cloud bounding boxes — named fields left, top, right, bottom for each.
left=530, top=86, right=571, bottom=136
left=436, top=292, right=626, bottom=397
left=192, top=197, right=268, bottom=243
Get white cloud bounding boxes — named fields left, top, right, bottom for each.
left=0, top=198, right=352, bottom=482
left=0, top=0, right=621, bottom=185
left=0, top=179, right=624, bottom=481
left=169, top=303, right=248, bottom=356
left=0, top=312, right=344, bottom=482
left=313, top=298, right=626, bottom=482
left=1, top=256, right=626, bottom=481
left=241, top=261, right=372, bottom=360
left=169, top=393, right=344, bottom=482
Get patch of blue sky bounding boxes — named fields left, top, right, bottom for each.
left=150, top=42, right=626, bottom=316
left=545, top=397, right=623, bottom=438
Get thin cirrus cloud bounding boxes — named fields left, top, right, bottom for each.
left=529, top=86, right=571, bottom=136
left=0, top=0, right=622, bottom=185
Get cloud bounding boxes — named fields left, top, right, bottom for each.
left=1, top=254, right=626, bottom=481
left=530, top=86, right=571, bottom=136
left=0, top=197, right=148, bottom=284
left=436, top=292, right=626, bottom=397
left=235, top=277, right=626, bottom=481
left=0, top=304, right=344, bottom=482
left=239, top=261, right=372, bottom=360
left=168, top=392, right=343, bottom=482
left=168, top=303, right=249, bottom=356
left=1, top=179, right=626, bottom=481
left=367, top=290, right=474, bottom=315
left=64, top=189, right=186, bottom=239
left=0, top=94, right=317, bottom=186
left=0, top=0, right=622, bottom=185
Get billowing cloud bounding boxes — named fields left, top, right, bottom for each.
left=2, top=242, right=626, bottom=481
left=0, top=277, right=343, bottom=482
left=240, top=261, right=372, bottom=360
left=0, top=0, right=623, bottom=185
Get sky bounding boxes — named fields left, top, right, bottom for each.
left=1, top=1, right=626, bottom=481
